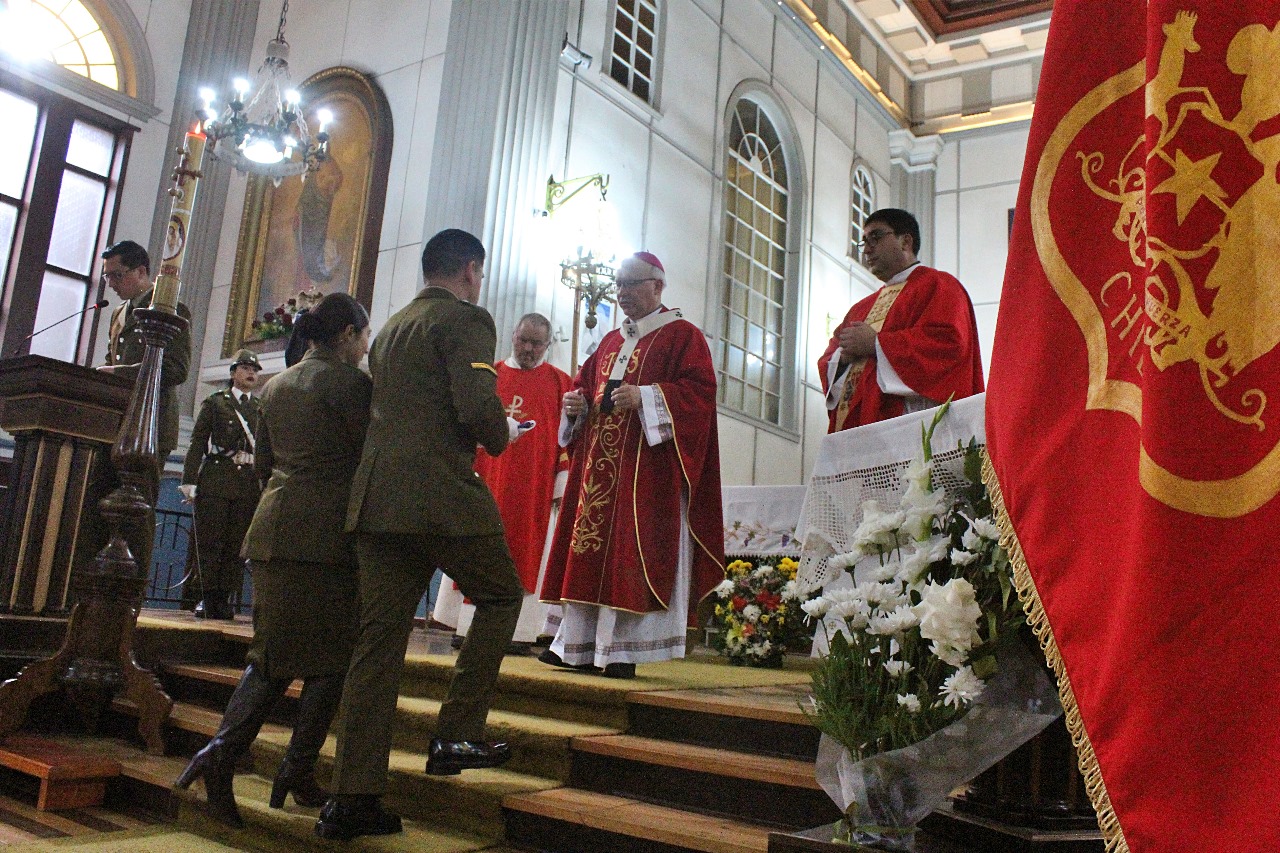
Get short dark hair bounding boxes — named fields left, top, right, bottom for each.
left=292, top=293, right=369, bottom=348
left=421, top=229, right=485, bottom=280
left=102, top=240, right=150, bottom=273
left=865, top=208, right=921, bottom=257
left=516, top=313, right=552, bottom=336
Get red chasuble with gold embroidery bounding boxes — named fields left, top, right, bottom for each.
left=542, top=309, right=724, bottom=616
left=818, top=266, right=984, bottom=432
left=475, top=361, right=572, bottom=593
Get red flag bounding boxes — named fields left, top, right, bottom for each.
left=986, top=4, right=1280, bottom=852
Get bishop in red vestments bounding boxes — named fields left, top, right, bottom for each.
left=434, top=314, right=572, bottom=644
left=539, top=252, right=724, bottom=679
left=819, top=208, right=984, bottom=433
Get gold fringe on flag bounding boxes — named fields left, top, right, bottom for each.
left=982, top=450, right=1129, bottom=853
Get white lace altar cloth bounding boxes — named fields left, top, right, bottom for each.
left=721, top=485, right=807, bottom=558
left=795, top=393, right=987, bottom=594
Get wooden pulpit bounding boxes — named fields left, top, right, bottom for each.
left=0, top=355, right=133, bottom=617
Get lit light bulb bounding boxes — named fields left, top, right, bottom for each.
left=243, top=138, right=286, bottom=164
left=316, top=108, right=334, bottom=133
left=233, top=78, right=251, bottom=97
left=285, top=89, right=301, bottom=105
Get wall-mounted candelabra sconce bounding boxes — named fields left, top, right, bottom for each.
left=546, top=173, right=609, bottom=216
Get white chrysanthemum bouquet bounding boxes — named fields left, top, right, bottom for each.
left=805, top=406, right=1022, bottom=762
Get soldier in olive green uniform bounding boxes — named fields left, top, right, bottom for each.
left=179, top=350, right=264, bottom=619
left=177, top=294, right=372, bottom=828
left=317, top=230, right=526, bottom=842
left=99, top=241, right=192, bottom=575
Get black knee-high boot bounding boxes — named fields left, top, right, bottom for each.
left=270, top=674, right=344, bottom=808
left=175, top=663, right=288, bottom=827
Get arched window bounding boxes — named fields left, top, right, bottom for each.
left=0, top=0, right=139, bottom=360
left=719, top=96, right=796, bottom=427
left=851, top=164, right=875, bottom=259
left=607, top=0, right=659, bottom=105
left=4, top=0, right=123, bottom=91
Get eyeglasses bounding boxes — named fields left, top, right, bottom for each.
left=100, top=266, right=138, bottom=285
left=857, top=229, right=897, bottom=252
left=616, top=277, right=656, bottom=290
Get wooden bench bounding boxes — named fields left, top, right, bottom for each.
left=0, top=734, right=122, bottom=810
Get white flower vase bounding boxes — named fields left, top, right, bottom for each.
left=815, top=637, right=1061, bottom=850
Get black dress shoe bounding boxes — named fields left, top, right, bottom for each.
left=314, top=797, right=402, bottom=841
left=603, top=662, right=636, bottom=679
left=426, top=738, right=512, bottom=776
left=537, top=649, right=600, bottom=672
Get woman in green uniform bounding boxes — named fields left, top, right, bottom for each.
left=176, top=293, right=372, bottom=827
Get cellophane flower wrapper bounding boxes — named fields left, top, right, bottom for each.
left=815, top=637, right=1061, bottom=850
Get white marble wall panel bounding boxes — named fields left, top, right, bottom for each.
left=801, top=385, right=830, bottom=479
left=935, top=137, right=958, bottom=192
left=383, top=243, right=422, bottom=323
left=369, top=247, right=398, bottom=331
left=581, top=0, right=612, bottom=65
left=957, top=124, right=1029, bottom=188
left=690, top=0, right=722, bottom=23
left=810, top=122, right=854, bottom=261
left=805, top=247, right=852, bottom=386
left=398, top=54, right=446, bottom=247
left=268, top=0, right=348, bottom=80
left=424, top=0, right=451, bottom=59
left=564, top=85, right=651, bottom=252
left=722, top=0, right=775, bottom=72
left=817, top=66, right=859, bottom=151
left=656, top=0, right=721, bottom=171
left=956, top=182, right=1017, bottom=305
left=754, top=428, right=802, bottom=485
left=135, top=0, right=190, bottom=120
left=343, top=0, right=432, bottom=74
left=644, top=137, right=714, bottom=328
left=932, top=189, right=958, bottom=276
left=991, top=63, right=1034, bottom=105
left=854, top=102, right=891, bottom=180
left=772, top=19, right=817, bottom=113
left=716, top=414, right=757, bottom=484
left=776, top=88, right=813, bottom=203
left=717, top=35, right=770, bottom=116
left=375, top=63, right=421, bottom=251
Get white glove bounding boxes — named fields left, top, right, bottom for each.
left=178, top=484, right=197, bottom=502
left=507, top=417, right=536, bottom=442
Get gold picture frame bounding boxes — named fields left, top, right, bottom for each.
left=223, top=66, right=392, bottom=357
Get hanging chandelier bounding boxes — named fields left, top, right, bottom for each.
left=197, top=0, right=330, bottom=179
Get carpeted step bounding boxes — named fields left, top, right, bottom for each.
left=503, top=788, right=772, bottom=853
left=567, top=735, right=841, bottom=831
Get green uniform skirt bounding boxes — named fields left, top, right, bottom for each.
left=245, top=557, right=359, bottom=680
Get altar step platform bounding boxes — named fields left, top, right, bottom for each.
left=103, top=610, right=828, bottom=852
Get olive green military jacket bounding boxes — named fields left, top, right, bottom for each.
left=107, top=288, right=193, bottom=459
left=181, top=388, right=262, bottom=499
left=243, top=349, right=372, bottom=564
left=346, top=287, right=510, bottom=538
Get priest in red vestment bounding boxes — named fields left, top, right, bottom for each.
left=433, top=313, right=572, bottom=645
left=818, top=208, right=984, bottom=433
left=538, top=252, right=724, bottom=679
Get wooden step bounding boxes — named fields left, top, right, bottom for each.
left=0, top=734, right=122, bottom=810
left=626, top=686, right=820, bottom=762
left=164, top=663, right=303, bottom=699
left=567, top=735, right=840, bottom=831
left=504, top=788, right=772, bottom=853
left=571, top=734, right=820, bottom=790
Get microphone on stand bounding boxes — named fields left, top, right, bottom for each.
left=25, top=299, right=110, bottom=341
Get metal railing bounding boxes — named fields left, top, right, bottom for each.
left=143, top=507, right=250, bottom=614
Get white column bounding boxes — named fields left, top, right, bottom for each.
left=888, top=129, right=944, bottom=267
left=424, top=0, right=569, bottom=347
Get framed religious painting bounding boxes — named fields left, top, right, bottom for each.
left=223, top=66, right=392, bottom=357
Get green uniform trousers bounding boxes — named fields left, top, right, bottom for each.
left=330, top=531, right=523, bottom=796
